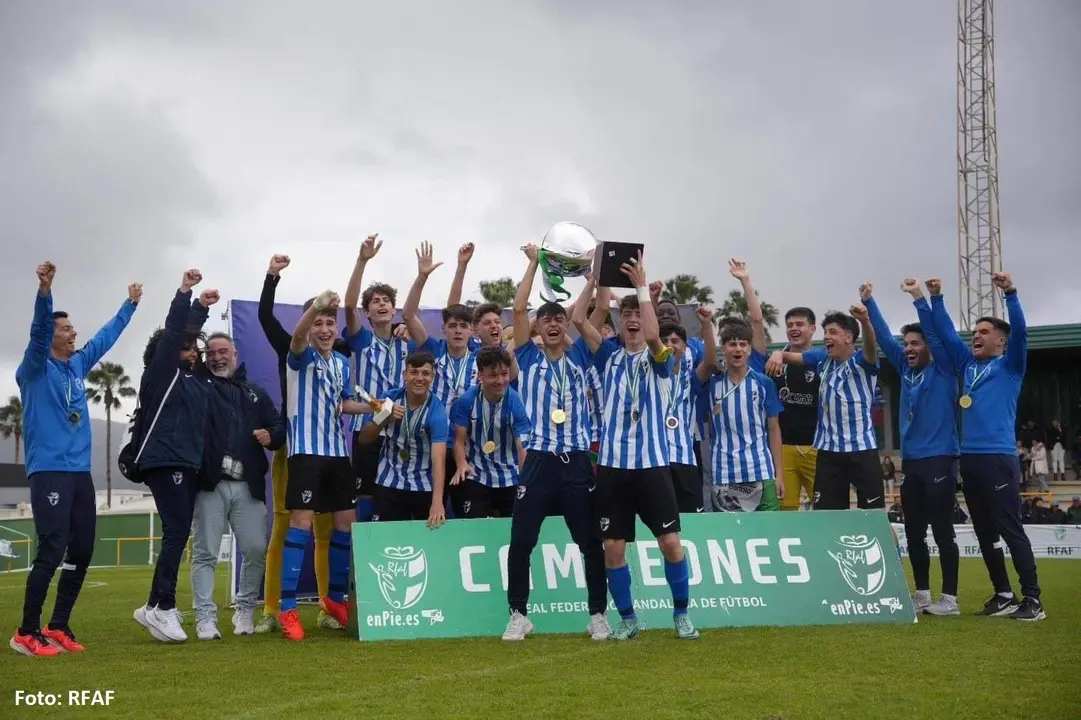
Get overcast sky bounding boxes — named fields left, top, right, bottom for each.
left=1, top=0, right=1078, bottom=419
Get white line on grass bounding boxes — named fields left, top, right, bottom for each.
left=0, top=580, right=107, bottom=590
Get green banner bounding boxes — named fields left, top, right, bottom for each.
left=350, top=510, right=915, bottom=641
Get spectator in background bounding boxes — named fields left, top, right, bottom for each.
left=882, top=455, right=897, bottom=496
left=1049, top=435, right=1066, bottom=484
left=1046, top=502, right=1066, bottom=524
left=1065, top=497, right=1081, bottom=524
left=1016, top=441, right=1031, bottom=491
left=1030, top=440, right=1049, bottom=492
left=1026, top=497, right=1048, bottom=525
left=1045, top=419, right=1062, bottom=451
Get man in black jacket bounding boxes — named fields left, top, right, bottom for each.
left=190, top=332, right=285, bottom=640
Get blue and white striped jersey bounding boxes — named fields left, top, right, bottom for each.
left=286, top=347, right=354, bottom=458
left=414, top=338, right=478, bottom=409
left=803, top=349, right=879, bottom=453
left=593, top=338, right=675, bottom=470
left=587, top=365, right=604, bottom=445
left=449, top=386, right=531, bottom=488
left=515, top=338, right=593, bottom=454
left=375, top=387, right=449, bottom=492
left=346, top=326, right=409, bottom=432
left=664, top=347, right=699, bottom=466
left=696, top=368, right=782, bottom=484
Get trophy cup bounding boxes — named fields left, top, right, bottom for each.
left=534, top=221, right=600, bottom=302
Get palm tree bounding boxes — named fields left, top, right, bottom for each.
left=717, top=289, right=781, bottom=341
left=0, top=396, right=24, bottom=464
left=661, top=274, right=715, bottom=306
left=478, top=277, right=517, bottom=308
left=86, top=362, right=137, bottom=508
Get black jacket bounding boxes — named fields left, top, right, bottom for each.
left=198, top=363, right=285, bottom=503
left=136, top=290, right=212, bottom=472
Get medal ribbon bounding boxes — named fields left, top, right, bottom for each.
left=480, top=395, right=500, bottom=449
left=375, top=335, right=401, bottom=385
left=659, top=359, right=686, bottom=420
left=626, top=351, right=644, bottom=415
left=965, top=358, right=1000, bottom=396
left=547, top=354, right=568, bottom=411
left=446, top=354, right=468, bottom=401
left=403, top=393, right=430, bottom=454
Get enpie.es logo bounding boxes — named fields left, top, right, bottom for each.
left=369, top=546, right=428, bottom=610
left=828, top=534, right=886, bottom=597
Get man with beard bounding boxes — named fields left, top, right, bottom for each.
left=11, top=262, right=141, bottom=657
left=190, top=333, right=285, bottom=640
left=256, top=254, right=350, bottom=633
left=766, top=306, right=881, bottom=510
left=924, top=273, right=1044, bottom=621
left=133, top=271, right=214, bottom=644
left=357, top=351, right=448, bottom=527
left=860, top=280, right=960, bottom=616
left=278, top=291, right=373, bottom=641
left=449, top=347, right=531, bottom=517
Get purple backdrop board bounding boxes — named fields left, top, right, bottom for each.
left=228, top=298, right=697, bottom=603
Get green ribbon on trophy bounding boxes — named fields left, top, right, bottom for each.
left=536, top=222, right=599, bottom=303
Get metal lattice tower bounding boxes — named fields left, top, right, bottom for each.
left=957, top=0, right=1003, bottom=329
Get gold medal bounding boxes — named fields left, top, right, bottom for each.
left=665, top=416, right=679, bottom=430
left=958, top=395, right=973, bottom=409
left=551, top=409, right=567, bottom=424
left=399, top=448, right=410, bottom=462
left=482, top=440, right=496, bottom=455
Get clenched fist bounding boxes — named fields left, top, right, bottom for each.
left=128, top=283, right=143, bottom=303
left=37, top=262, right=56, bottom=292
left=268, top=254, right=290, bottom=275
left=199, top=289, right=221, bottom=307
left=181, top=269, right=203, bottom=292
left=992, top=271, right=1014, bottom=292
left=924, top=278, right=942, bottom=296
left=858, top=282, right=873, bottom=301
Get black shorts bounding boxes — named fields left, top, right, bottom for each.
left=461, top=481, right=517, bottom=519
left=670, top=463, right=704, bottom=514
left=351, top=433, right=382, bottom=496
left=372, top=484, right=433, bottom=522
left=813, top=449, right=885, bottom=510
left=596, top=465, right=681, bottom=542
left=286, top=454, right=356, bottom=513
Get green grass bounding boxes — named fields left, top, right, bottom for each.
left=3, top=560, right=1079, bottom=720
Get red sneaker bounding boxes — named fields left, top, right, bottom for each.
left=10, top=630, right=62, bottom=657
left=320, top=596, right=349, bottom=628
left=278, top=609, right=304, bottom=641
left=42, top=626, right=86, bottom=653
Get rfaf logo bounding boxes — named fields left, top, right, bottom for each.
left=369, top=546, right=428, bottom=610
left=828, top=534, right=886, bottom=597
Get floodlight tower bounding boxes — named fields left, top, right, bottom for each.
left=957, top=0, right=1003, bottom=329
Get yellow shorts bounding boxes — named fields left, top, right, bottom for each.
left=781, top=445, right=817, bottom=510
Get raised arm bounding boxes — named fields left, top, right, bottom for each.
left=925, top=277, right=972, bottom=372
left=402, top=242, right=442, bottom=347
left=622, top=250, right=666, bottom=357
left=571, top=276, right=603, bottom=354
left=290, top=293, right=339, bottom=356
left=74, top=284, right=141, bottom=375
left=258, top=255, right=293, bottom=353
left=695, top=307, right=717, bottom=385
left=904, top=278, right=954, bottom=376
left=17, top=262, right=56, bottom=383
left=859, top=284, right=904, bottom=371
left=343, top=234, right=381, bottom=337
left=146, top=270, right=203, bottom=383
left=764, top=349, right=809, bottom=376
left=513, top=245, right=540, bottom=350
left=995, top=272, right=1027, bottom=376
left=589, top=286, right=612, bottom=332
left=849, top=302, right=877, bottom=369
left=446, top=242, right=474, bottom=306
left=729, top=259, right=768, bottom=356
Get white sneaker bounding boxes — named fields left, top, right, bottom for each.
left=924, top=594, right=960, bottom=616
left=134, top=605, right=170, bottom=642
left=147, top=607, right=188, bottom=642
left=912, top=590, right=931, bottom=611
left=586, top=613, right=611, bottom=641
left=196, top=618, right=221, bottom=640
left=501, top=611, right=534, bottom=642
left=232, top=608, right=255, bottom=636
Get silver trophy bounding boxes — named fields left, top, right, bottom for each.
left=534, top=221, right=600, bottom=302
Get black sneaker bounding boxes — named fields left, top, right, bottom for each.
left=977, top=594, right=1021, bottom=616
left=1009, top=597, right=1045, bottom=622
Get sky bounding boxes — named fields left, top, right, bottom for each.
left=1, top=0, right=1078, bottom=419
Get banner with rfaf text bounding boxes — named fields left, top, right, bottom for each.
left=351, top=511, right=916, bottom=641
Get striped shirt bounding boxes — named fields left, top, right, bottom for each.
left=587, top=366, right=604, bottom=445
left=697, top=368, right=782, bottom=484
left=375, top=387, right=449, bottom=492
left=346, top=326, right=410, bottom=431
left=593, top=338, right=675, bottom=470
left=415, top=338, right=478, bottom=409
left=286, top=347, right=353, bottom=457
left=515, top=338, right=593, bottom=454
left=449, top=386, right=531, bottom=488
left=664, top=346, right=699, bottom=466
left=803, top=349, right=879, bottom=453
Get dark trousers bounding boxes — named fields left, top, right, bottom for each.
left=507, top=451, right=607, bottom=616
left=813, top=449, right=885, bottom=509
left=20, top=472, right=97, bottom=633
left=145, top=467, right=197, bottom=611
left=960, top=454, right=1040, bottom=599
left=445, top=454, right=467, bottom=520
left=900, top=456, right=960, bottom=596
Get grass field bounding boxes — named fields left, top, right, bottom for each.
left=2, top=559, right=1079, bottom=720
